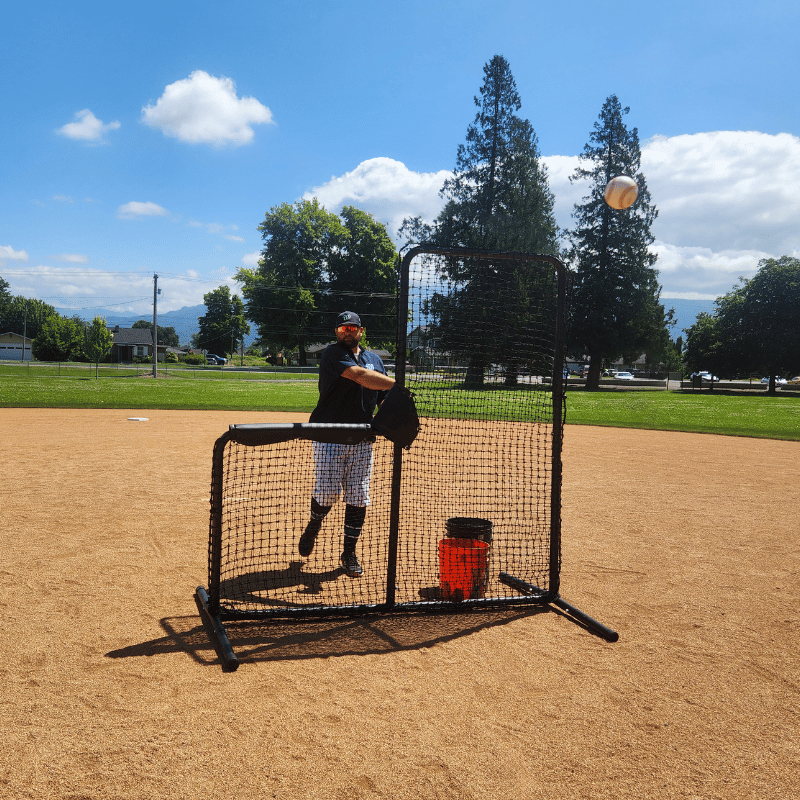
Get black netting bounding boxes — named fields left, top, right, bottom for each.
left=209, top=433, right=395, bottom=616
left=205, top=247, right=566, bottom=619
left=397, top=248, right=565, bottom=603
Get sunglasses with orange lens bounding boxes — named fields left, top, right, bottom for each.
left=337, top=324, right=361, bottom=334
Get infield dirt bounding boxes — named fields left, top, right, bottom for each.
left=1, top=408, right=797, bottom=799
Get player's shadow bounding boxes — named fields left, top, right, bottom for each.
left=105, top=603, right=549, bottom=668
left=217, top=560, right=345, bottom=606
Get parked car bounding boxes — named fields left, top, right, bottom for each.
left=206, top=354, right=227, bottom=365
left=786, top=376, right=800, bottom=386
left=615, top=371, right=634, bottom=380
left=760, top=376, right=786, bottom=385
left=692, top=371, right=718, bottom=382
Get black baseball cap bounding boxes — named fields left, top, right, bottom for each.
left=335, top=311, right=362, bottom=327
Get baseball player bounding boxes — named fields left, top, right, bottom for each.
left=299, top=311, right=395, bottom=577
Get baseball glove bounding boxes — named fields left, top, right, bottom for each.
left=371, top=384, right=420, bottom=450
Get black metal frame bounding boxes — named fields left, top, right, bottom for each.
left=196, top=246, right=617, bottom=671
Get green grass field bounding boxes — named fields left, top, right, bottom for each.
left=564, top=388, right=800, bottom=440
left=1, top=365, right=799, bottom=440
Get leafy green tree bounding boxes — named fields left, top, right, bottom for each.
left=132, top=320, right=180, bottom=348
left=683, top=312, right=721, bottom=376
left=84, top=316, right=113, bottom=376
left=237, top=199, right=346, bottom=366
left=712, top=256, right=800, bottom=391
left=194, top=285, right=250, bottom=357
left=567, top=95, right=667, bottom=390
left=2, top=296, right=58, bottom=341
left=623, top=279, right=678, bottom=373
left=660, top=334, right=684, bottom=374
left=400, top=54, right=560, bottom=386
left=325, top=206, right=398, bottom=350
left=0, top=277, right=12, bottom=325
left=32, top=315, right=85, bottom=361
left=709, top=282, right=750, bottom=380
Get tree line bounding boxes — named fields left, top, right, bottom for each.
left=683, top=256, right=800, bottom=392
left=212, top=54, right=672, bottom=386
left=0, top=278, right=180, bottom=364
left=5, top=54, right=794, bottom=385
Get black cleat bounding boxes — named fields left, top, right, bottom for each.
left=340, top=551, right=363, bottom=578
left=298, top=520, right=321, bottom=557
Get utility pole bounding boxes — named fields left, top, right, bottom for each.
left=152, top=273, right=159, bottom=378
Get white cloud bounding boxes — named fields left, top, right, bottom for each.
left=3, top=265, right=141, bottom=302
left=1, top=265, right=240, bottom=316
left=117, top=201, right=170, bottom=220
left=188, top=219, right=244, bottom=241
left=53, top=253, right=89, bottom=263
left=307, top=133, right=798, bottom=301
left=642, top=131, right=800, bottom=254
left=57, top=109, right=120, bottom=142
left=304, top=157, right=453, bottom=240
left=541, top=154, right=585, bottom=232
left=649, top=242, right=773, bottom=299
left=543, top=132, right=800, bottom=298
left=142, top=70, right=274, bottom=146
left=1, top=245, right=29, bottom=262
left=14, top=132, right=795, bottom=316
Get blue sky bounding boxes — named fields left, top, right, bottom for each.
left=2, top=0, right=799, bottom=332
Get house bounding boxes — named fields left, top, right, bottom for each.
left=0, top=332, right=33, bottom=360
left=407, top=324, right=460, bottom=370
left=304, top=342, right=330, bottom=364
left=302, top=342, right=393, bottom=366
left=108, top=326, right=171, bottom=362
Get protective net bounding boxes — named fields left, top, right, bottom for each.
left=397, top=247, right=566, bottom=604
left=209, top=425, right=395, bottom=616
left=205, top=247, right=566, bottom=619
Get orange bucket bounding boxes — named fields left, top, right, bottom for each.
left=438, top=538, right=490, bottom=602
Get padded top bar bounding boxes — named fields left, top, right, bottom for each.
left=225, top=422, right=375, bottom=447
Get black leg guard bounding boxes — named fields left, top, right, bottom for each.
left=343, top=527, right=361, bottom=555
left=299, top=499, right=333, bottom=558
left=341, top=527, right=364, bottom=578
left=311, top=498, right=332, bottom=520
left=344, top=504, right=366, bottom=529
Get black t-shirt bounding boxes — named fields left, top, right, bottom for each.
left=309, top=342, right=387, bottom=424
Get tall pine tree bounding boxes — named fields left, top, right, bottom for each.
left=401, top=55, right=559, bottom=385
left=402, top=55, right=558, bottom=254
left=567, top=95, right=668, bottom=389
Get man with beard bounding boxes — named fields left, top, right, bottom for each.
left=299, top=311, right=395, bottom=577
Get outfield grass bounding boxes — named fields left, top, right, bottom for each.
left=565, top=388, right=800, bottom=440
left=1, top=367, right=799, bottom=440
left=0, top=368, right=320, bottom=412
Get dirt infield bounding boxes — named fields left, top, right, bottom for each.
left=1, top=408, right=798, bottom=799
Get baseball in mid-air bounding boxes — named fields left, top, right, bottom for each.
left=604, top=175, right=639, bottom=210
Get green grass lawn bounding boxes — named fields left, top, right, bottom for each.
left=1, top=366, right=799, bottom=440
left=0, top=367, right=321, bottom=412
left=565, top=388, right=800, bottom=440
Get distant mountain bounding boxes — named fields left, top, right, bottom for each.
left=662, top=298, right=716, bottom=337
left=56, top=304, right=207, bottom=347
left=56, top=298, right=718, bottom=348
